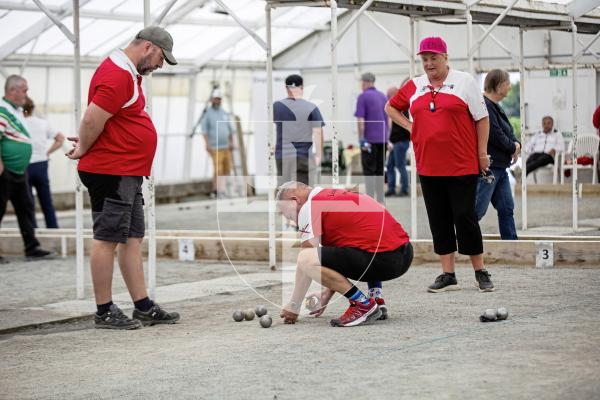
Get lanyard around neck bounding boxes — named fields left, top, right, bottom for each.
left=427, top=85, right=444, bottom=112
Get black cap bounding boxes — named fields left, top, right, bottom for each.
left=285, top=74, right=303, bottom=88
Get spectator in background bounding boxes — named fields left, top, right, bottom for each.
left=385, top=84, right=410, bottom=197
left=525, top=116, right=564, bottom=176
left=273, top=74, right=324, bottom=186
left=201, top=89, right=234, bottom=199
left=355, top=72, right=388, bottom=204
left=0, top=75, right=53, bottom=263
left=22, top=97, right=64, bottom=228
left=475, top=70, right=520, bottom=240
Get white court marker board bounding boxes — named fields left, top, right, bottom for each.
left=178, top=239, right=195, bottom=262
left=535, top=241, right=554, bottom=268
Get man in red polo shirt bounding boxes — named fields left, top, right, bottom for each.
left=276, top=181, right=413, bottom=327
left=67, top=27, right=180, bottom=329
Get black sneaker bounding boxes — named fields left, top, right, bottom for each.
left=95, top=304, right=142, bottom=330
left=427, top=273, right=460, bottom=293
left=475, top=269, right=495, bottom=292
left=132, top=303, right=180, bottom=326
left=384, top=191, right=397, bottom=197
left=25, top=248, right=54, bottom=261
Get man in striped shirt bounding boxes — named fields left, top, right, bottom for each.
left=0, top=75, right=53, bottom=263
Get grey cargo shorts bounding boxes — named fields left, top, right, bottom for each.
left=78, top=171, right=145, bottom=243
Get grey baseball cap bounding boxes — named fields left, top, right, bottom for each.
left=361, top=72, right=376, bottom=82
left=136, top=26, right=177, bottom=65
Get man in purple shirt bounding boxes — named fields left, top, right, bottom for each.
left=355, top=72, right=388, bottom=204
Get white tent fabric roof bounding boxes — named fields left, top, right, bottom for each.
left=0, top=0, right=339, bottom=68
left=0, top=0, right=599, bottom=69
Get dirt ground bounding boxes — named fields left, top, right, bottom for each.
left=1, top=265, right=599, bottom=400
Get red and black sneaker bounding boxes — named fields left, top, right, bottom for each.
left=374, top=297, right=388, bottom=320
left=330, top=298, right=381, bottom=327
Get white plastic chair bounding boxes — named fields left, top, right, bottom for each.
left=561, top=133, right=599, bottom=184
left=531, top=152, right=560, bottom=184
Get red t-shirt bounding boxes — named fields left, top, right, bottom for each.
left=78, top=50, right=157, bottom=176
left=298, top=188, right=410, bottom=252
left=389, top=69, right=488, bottom=176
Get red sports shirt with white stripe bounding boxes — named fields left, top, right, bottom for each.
left=78, top=50, right=157, bottom=176
left=389, top=69, right=488, bottom=176
left=298, top=188, right=410, bottom=252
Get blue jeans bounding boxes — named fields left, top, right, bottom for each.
left=475, top=167, right=517, bottom=240
left=386, top=140, right=410, bottom=194
left=27, top=161, right=59, bottom=229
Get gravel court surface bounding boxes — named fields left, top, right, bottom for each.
left=1, top=266, right=599, bottom=400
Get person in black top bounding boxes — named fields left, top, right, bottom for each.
left=385, top=85, right=411, bottom=197
left=475, top=69, right=521, bottom=240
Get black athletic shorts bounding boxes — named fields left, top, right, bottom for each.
left=79, top=171, right=145, bottom=243
left=319, top=242, right=413, bottom=282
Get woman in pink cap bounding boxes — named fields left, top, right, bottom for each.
left=385, top=36, right=494, bottom=293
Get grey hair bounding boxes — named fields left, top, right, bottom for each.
left=4, top=74, right=26, bottom=93
left=275, top=181, right=310, bottom=201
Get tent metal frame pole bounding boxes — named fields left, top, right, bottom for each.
left=34, top=0, right=83, bottom=301
left=572, top=19, right=579, bottom=231
left=409, top=16, right=417, bottom=240
left=466, top=8, right=474, bottom=75
left=335, top=0, right=374, bottom=43
left=476, top=24, right=517, bottom=61
left=73, top=0, right=84, bottom=300
left=363, top=12, right=411, bottom=58
left=144, top=0, right=158, bottom=300
left=519, top=27, right=527, bottom=231
left=331, top=0, right=339, bottom=185
left=183, top=73, right=197, bottom=181
left=266, top=4, right=276, bottom=270
left=468, top=0, right=518, bottom=57
left=575, top=28, right=600, bottom=60
left=154, top=0, right=178, bottom=24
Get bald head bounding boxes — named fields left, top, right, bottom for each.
left=276, top=181, right=313, bottom=224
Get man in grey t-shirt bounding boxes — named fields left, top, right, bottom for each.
left=273, top=75, right=325, bottom=185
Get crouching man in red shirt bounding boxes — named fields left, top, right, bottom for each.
left=277, top=181, right=413, bottom=327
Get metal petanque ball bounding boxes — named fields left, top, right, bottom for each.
left=304, top=295, right=319, bottom=311
left=484, top=308, right=497, bottom=321
left=244, top=309, right=255, bottom=321
left=496, top=307, right=509, bottom=320
left=232, top=310, right=244, bottom=322
left=255, top=305, right=268, bottom=317
left=259, top=315, right=272, bottom=328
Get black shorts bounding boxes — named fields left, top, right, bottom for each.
left=79, top=172, right=145, bottom=243
left=319, top=242, right=413, bottom=282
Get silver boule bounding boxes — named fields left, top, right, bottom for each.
left=496, top=307, right=508, bottom=320
left=255, top=305, right=268, bottom=317
left=232, top=310, right=244, bottom=322
left=484, top=308, right=497, bottom=321
left=259, top=315, right=272, bottom=328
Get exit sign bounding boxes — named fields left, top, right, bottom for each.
left=550, top=68, right=568, bottom=77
